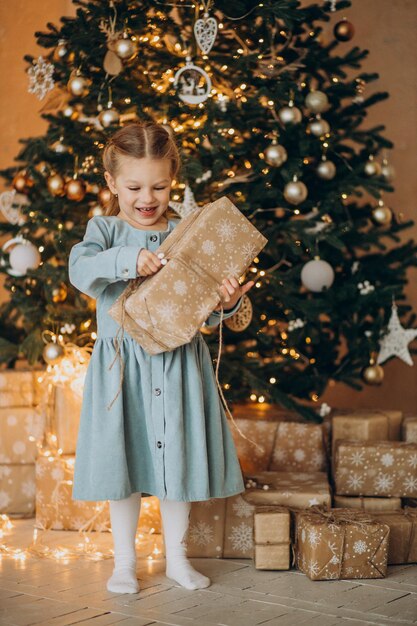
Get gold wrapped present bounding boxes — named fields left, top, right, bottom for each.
left=402, top=416, right=417, bottom=443
left=370, top=509, right=417, bottom=564
left=334, top=440, right=417, bottom=497
left=53, top=385, right=82, bottom=454
left=108, top=196, right=268, bottom=356
left=243, top=471, right=332, bottom=509
left=254, top=506, right=291, bottom=570
left=230, top=418, right=278, bottom=473
left=0, top=464, right=36, bottom=515
left=270, top=422, right=327, bottom=472
left=295, top=507, right=390, bottom=580
left=35, top=455, right=161, bottom=532
left=334, top=495, right=402, bottom=512
left=0, top=369, right=37, bottom=407
left=332, top=410, right=402, bottom=448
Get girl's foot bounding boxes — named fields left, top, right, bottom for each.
left=107, top=566, right=140, bottom=594
left=166, top=556, right=211, bottom=590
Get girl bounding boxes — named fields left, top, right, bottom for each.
left=68, top=122, right=255, bottom=595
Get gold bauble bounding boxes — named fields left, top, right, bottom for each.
left=65, top=178, right=86, bottom=201
left=63, top=105, right=79, bottom=120
left=381, top=161, right=395, bottom=181
left=224, top=295, right=253, bottom=332
left=362, top=363, right=384, bottom=385
left=316, top=159, right=336, bottom=180
left=43, top=342, right=64, bottom=364
left=278, top=105, right=302, bottom=124
left=114, top=36, right=138, bottom=60
left=67, top=74, right=89, bottom=97
left=305, top=90, right=329, bottom=114
left=307, top=116, right=330, bottom=137
left=334, top=19, right=355, bottom=42
left=284, top=179, right=308, bottom=205
left=47, top=173, right=65, bottom=196
left=264, top=142, right=288, bottom=167
left=12, top=171, right=33, bottom=194
left=53, top=39, right=75, bottom=63
left=364, top=158, right=382, bottom=176
left=372, top=204, right=392, bottom=225
left=51, top=138, right=68, bottom=154
left=98, top=188, right=113, bottom=207
left=52, top=283, right=68, bottom=303
left=98, top=107, right=120, bottom=128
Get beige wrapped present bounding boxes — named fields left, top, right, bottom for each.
left=334, top=495, right=402, bottom=512
left=402, top=416, right=417, bottom=443
left=295, top=507, right=389, bottom=580
left=108, top=196, right=268, bottom=356
left=230, top=418, right=278, bottom=473
left=332, top=409, right=402, bottom=447
left=270, top=422, right=327, bottom=472
left=53, top=385, right=82, bottom=454
left=254, top=506, right=291, bottom=570
left=0, top=464, right=36, bottom=515
left=334, top=440, right=417, bottom=497
left=371, top=509, right=417, bottom=564
left=186, top=498, right=227, bottom=558
left=0, top=370, right=37, bottom=407
left=243, top=471, right=331, bottom=509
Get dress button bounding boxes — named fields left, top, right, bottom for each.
left=154, top=388, right=161, bottom=396
left=157, top=441, right=162, bottom=448
left=150, top=235, right=158, bottom=242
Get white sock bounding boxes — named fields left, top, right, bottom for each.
left=107, top=492, right=141, bottom=594
left=159, top=499, right=211, bottom=590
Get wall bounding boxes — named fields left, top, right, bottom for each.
left=0, top=1, right=416, bottom=412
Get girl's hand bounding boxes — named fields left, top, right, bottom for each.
left=214, top=276, right=255, bottom=312
left=137, top=250, right=167, bottom=276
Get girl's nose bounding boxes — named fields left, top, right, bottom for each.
left=139, top=189, right=154, bottom=204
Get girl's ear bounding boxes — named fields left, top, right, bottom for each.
left=104, top=171, right=117, bottom=194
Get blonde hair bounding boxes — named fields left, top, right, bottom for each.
left=102, top=122, right=180, bottom=218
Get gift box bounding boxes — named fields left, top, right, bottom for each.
left=334, top=495, right=402, bottom=512
left=332, top=410, right=402, bottom=448
left=243, top=471, right=332, bottom=509
left=0, top=369, right=37, bottom=407
left=230, top=419, right=278, bottom=473
left=334, top=440, right=417, bottom=497
left=269, top=422, right=327, bottom=472
left=295, top=507, right=390, bottom=580
left=370, top=509, right=417, bottom=564
left=253, top=506, right=291, bottom=570
left=108, top=196, right=268, bottom=355
left=402, top=416, right=417, bottom=443
left=35, top=455, right=161, bottom=532
left=0, top=464, right=36, bottom=515
left=53, top=385, right=82, bottom=454
left=186, top=498, right=228, bottom=558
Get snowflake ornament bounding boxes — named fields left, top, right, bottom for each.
left=27, top=56, right=55, bottom=100
left=377, top=303, right=417, bottom=366
left=170, top=184, right=199, bottom=218
left=357, top=280, right=375, bottom=295
left=318, top=402, right=331, bottom=417
left=288, top=318, right=305, bottom=332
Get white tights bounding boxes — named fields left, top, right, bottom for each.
left=106, top=492, right=211, bottom=594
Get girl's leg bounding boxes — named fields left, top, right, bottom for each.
left=107, top=492, right=142, bottom=594
left=159, top=499, right=211, bottom=590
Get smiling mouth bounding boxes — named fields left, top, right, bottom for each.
left=135, top=206, right=157, bottom=215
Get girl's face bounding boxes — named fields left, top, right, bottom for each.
left=105, top=156, right=173, bottom=229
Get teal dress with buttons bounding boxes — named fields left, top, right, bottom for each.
left=68, top=215, right=246, bottom=502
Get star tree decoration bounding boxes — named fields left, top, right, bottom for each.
left=377, top=302, right=417, bottom=366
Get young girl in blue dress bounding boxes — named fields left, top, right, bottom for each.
left=68, top=122, right=255, bottom=594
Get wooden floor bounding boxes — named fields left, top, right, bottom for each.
left=0, top=519, right=416, bottom=626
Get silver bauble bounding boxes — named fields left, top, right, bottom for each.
left=316, top=159, right=336, bottom=180
left=301, top=258, right=335, bottom=292
left=68, top=75, right=89, bottom=97
left=372, top=204, right=392, bottom=225
left=308, top=116, right=330, bottom=137
left=278, top=105, right=302, bottom=125
left=265, top=142, right=288, bottom=167
left=364, top=159, right=382, bottom=176
left=114, top=37, right=138, bottom=60
left=43, top=342, right=64, bottom=365
left=305, top=90, right=329, bottom=114
left=9, top=242, right=41, bottom=274
left=381, top=162, right=395, bottom=181
left=283, top=179, right=308, bottom=205
left=99, top=107, right=120, bottom=128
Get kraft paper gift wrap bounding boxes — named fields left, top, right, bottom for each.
left=0, top=465, right=36, bottom=515
left=334, top=440, right=417, bottom=497
left=270, top=421, right=327, bottom=472
left=107, top=196, right=268, bottom=355
left=0, top=370, right=36, bottom=408
left=53, top=385, right=82, bottom=454
left=334, top=495, right=402, bottom=512
left=229, top=418, right=279, bottom=473
left=295, top=507, right=390, bottom=580
left=332, top=409, right=403, bottom=447
left=243, top=471, right=332, bottom=509
left=254, top=506, right=291, bottom=570
left=402, top=416, right=417, bottom=443
left=370, top=509, right=417, bottom=564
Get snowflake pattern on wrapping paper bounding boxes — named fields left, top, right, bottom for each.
left=202, top=240, right=216, bottom=255
left=154, top=300, right=181, bottom=322
left=199, top=499, right=216, bottom=508
left=381, top=453, right=394, bottom=467
left=308, top=528, right=321, bottom=547
left=242, top=242, right=260, bottom=263
left=224, top=261, right=241, bottom=279
left=408, top=454, right=417, bottom=469
left=353, top=540, right=368, bottom=555
left=188, top=520, right=214, bottom=546
left=293, top=449, right=306, bottom=462
left=294, top=424, right=309, bottom=436
left=301, top=528, right=306, bottom=543
left=0, top=466, right=11, bottom=478
left=0, top=491, right=11, bottom=508
left=173, top=280, right=188, bottom=295
left=227, top=522, right=253, bottom=552
left=21, top=480, right=36, bottom=498
left=232, top=495, right=254, bottom=518
left=346, top=473, right=364, bottom=490
left=374, top=473, right=394, bottom=493
left=404, top=476, right=417, bottom=492
left=51, top=467, right=65, bottom=482
left=216, top=219, right=238, bottom=242
left=274, top=447, right=287, bottom=461
left=311, top=451, right=325, bottom=470
left=350, top=450, right=365, bottom=467
left=27, top=56, right=55, bottom=100
left=197, top=301, right=216, bottom=320
left=308, top=560, right=320, bottom=577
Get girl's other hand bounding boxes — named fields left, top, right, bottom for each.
left=137, top=250, right=167, bottom=276
left=214, top=276, right=255, bottom=312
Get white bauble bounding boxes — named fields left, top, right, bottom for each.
left=305, top=90, right=329, bottom=113
left=316, top=159, right=336, bottom=180
left=278, top=105, right=302, bottom=124
left=9, top=242, right=41, bottom=275
left=301, top=258, right=335, bottom=292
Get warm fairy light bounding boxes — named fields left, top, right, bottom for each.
left=91, top=332, right=97, bottom=340
left=39, top=246, right=45, bottom=252
left=311, top=393, right=319, bottom=402
left=269, top=377, right=276, bottom=383
left=255, top=282, right=261, bottom=288
left=294, top=209, right=300, bottom=215
left=341, top=193, right=348, bottom=199
left=305, top=337, right=311, bottom=343
left=310, top=358, right=316, bottom=363
left=250, top=394, right=257, bottom=401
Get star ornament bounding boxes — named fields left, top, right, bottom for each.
left=377, top=304, right=417, bottom=366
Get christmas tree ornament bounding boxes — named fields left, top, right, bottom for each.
left=169, top=184, right=199, bottom=217
left=278, top=101, right=302, bottom=124
left=65, top=178, right=86, bottom=201
left=52, top=283, right=68, bottom=303
left=114, top=33, right=138, bottom=60
left=2, top=236, right=41, bottom=276
left=53, top=39, right=73, bottom=63
left=47, top=173, right=65, bottom=196
left=316, top=157, right=336, bottom=180
left=362, top=361, right=384, bottom=385
left=364, top=155, right=381, bottom=176
left=216, top=93, right=230, bottom=112
left=12, top=171, right=33, bottom=194
left=98, top=102, right=120, bottom=128
left=224, top=294, right=253, bottom=332
left=307, top=115, right=330, bottom=137
left=381, top=158, right=395, bottom=181
left=301, top=257, right=335, bottom=292
left=264, top=140, right=287, bottom=167
left=27, top=56, right=55, bottom=100
left=103, top=49, right=123, bottom=76
left=334, top=18, right=355, bottom=42
left=0, top=190, right=28, bottom=225
left=51, top=137, right=69, bottom=153
left=67, top=72, right=89, bottom=97
left=377, top=302, right=417, bottom=366
left=284, top=176, right=308, bottom=205
left=305, top=90, right=329, bottom=114
left=173, top=57, right=212, bottom=105
left=98, top=188, right=112, bottom=207
left=43, top=341, right=64, bottom=364
left=63, top=104, right=79, bottom=119
left=372, top=200, right=392, bottom=225
left=194, top=2, right=218, bottom=55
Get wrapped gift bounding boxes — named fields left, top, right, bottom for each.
left=402, top=416, right=417, bottom=443
left=334, top=440, right=417, bottom=497
left=270, top=422, right=327, bottom=472
left=254, top=506, right=291, bottom=570
left=0, top=369, right=37, bottom=407
left=186, top=498, right=227, bottom=558
left=53, top=385, right=82, bottom=454
left=334, top=495, right=402, bottom=512
left=35, top=455, right=161, bottom=532
left=332, top=410, right=402, bottom=447
left=0, top=464, right=36, bottom=515
left=230, top=419, right=278, bottom=473
left=370, top=509, right=417, bottom=564
left=108, top=196, right=268, bottom=355
left=295, top=507, right=390, bottom=580
left=242, top=471, right=332, bottom=509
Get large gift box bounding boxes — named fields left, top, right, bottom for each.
left=269, top=422, right=327, bottom=472
left=108, top=196, right=268, bottom=355
left=402, top=416, right=417, bottom=443
left=334, top=495, right=402, bottom=512
left=53, top=385, right=82, bottom=454
left=243, top=471, right=332, bottom=508
left=253, top=506, right=291, bottom=570
left=230, top=419, right=278, bottom=473
left=0, top=367, right=50, bottom=408
left=295, top=507, right=390, bottom=580
left=331, top=409, right=403, bottom=449
left=334, top=440, right=417, bottom=497
left=370, top=509, right=417, bottom=564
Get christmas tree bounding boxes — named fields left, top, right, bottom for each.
left=1, top=0, right=416, bottom=421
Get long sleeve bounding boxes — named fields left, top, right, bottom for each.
left=203, top=295, right=243, bottom=327
left=68, top=216, right=143, bottom=299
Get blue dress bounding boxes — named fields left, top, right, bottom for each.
left=68, top=215, right=246, bottom=502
